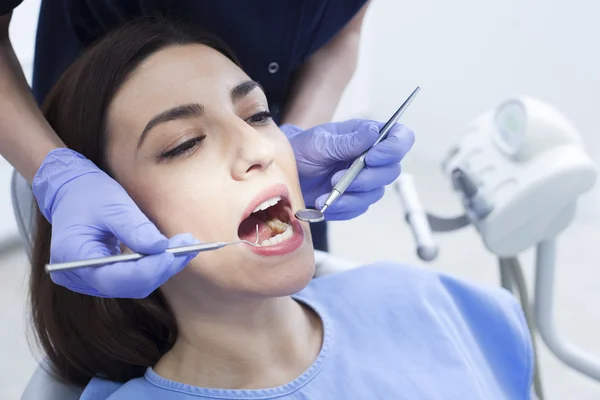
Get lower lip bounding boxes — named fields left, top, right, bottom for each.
left=245, top=218, right=304, bottom=257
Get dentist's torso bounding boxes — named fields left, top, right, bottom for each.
left=33, top=0, right=367, bottom=124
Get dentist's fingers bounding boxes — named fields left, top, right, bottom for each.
left=50, top=234, right=200, bottom=298
left=315, top=187, right=385, bottom=221
left=364, top=123, right=414, bottom=168
left=103, top=203, right=169, bottom=255
left=330, top=164, right=401, bottom=193
left=50, top=252, right=175, bottom=298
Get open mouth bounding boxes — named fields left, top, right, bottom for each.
left=238, top=195, right=295, bottom=247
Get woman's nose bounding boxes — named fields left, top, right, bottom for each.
left=231, top=123, right=276, bottom=180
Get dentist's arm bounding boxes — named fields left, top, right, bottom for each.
left=0, top=11, right=65, bottom=182
left=280, top=0, right=371, bottom=128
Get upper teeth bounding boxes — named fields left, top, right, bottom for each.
left=252, top=196, right=281, bottom=213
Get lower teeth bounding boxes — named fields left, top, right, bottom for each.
left=260, top=224, right=293, bottom=247
left=266, top=218, right=289, bottom=231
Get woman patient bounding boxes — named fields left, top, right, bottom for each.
left=29, top=18, right=533, bottom=399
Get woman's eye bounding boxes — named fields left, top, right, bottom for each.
left=246, top=110, right=273, bottom=125
left=160, top=135, right=205, bottom=160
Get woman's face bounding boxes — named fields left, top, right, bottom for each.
left=105, top=44, right=314, bottom=301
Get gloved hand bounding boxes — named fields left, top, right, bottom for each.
left=281, top=119, right=415, bottom=220
left=33, top=148, right=200, bottom=298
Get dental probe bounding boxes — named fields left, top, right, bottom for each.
left=45, top=226, right=260, bottom=273
left=295, top=86, right=421, bottom=223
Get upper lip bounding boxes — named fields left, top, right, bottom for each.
left=240, top=183, right=291, bottom=224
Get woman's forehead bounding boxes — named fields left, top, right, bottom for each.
left=108, top=44, right=250, bottom=126
left=118, top=44, right=247, bottom=101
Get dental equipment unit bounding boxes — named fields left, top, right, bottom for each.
left=45, top=226, right=260, bottom=273
left=394, top=96, right=598, bottom=399
left=295, top=86, right=421, bottom=223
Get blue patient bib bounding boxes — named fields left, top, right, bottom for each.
left=82, top=262, right=533, bottom=399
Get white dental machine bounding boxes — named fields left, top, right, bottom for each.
left=395, top=96, right=598, bottom=400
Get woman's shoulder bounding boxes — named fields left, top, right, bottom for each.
left=302, top=261, right=475, bottom=307
left=300, top=261, right=532, bottom=359
left=304, top=260, right=522, bottom=314
left=299, top=262, right=533, bottom=396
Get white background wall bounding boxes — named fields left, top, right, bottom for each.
left=354, top=0, right=600, bottom=218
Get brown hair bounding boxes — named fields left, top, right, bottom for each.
left=29, top=17, right=240, bottom=387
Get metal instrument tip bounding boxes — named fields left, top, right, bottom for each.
left=241, top=225, right=261, bottom=247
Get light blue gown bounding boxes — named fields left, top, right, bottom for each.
left=81, top=262, right=533, bottom=399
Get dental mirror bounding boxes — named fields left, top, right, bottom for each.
left=294, top=208, right=325, bottom=223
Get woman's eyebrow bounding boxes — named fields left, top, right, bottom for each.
left=231, top=80, right=263, bottom=103
left=137, top=81, right=262, bottom=150
left=137, top=103, right=204, bottom=149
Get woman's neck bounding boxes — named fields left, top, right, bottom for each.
left=153, top=295, right=323, bottom=390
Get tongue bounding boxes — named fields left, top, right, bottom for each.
left=238, top=215, right=276, bottom=243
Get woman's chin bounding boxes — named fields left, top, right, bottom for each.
left=180, top=246, right=316, bottom=297
left=263, top=262, right=316, bottom=297
left=250, top=246, right=317, bottom=297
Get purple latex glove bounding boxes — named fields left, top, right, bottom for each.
left=282, top=119, right=415, bottom=220
left=32, top=148, right=200, bottom=298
